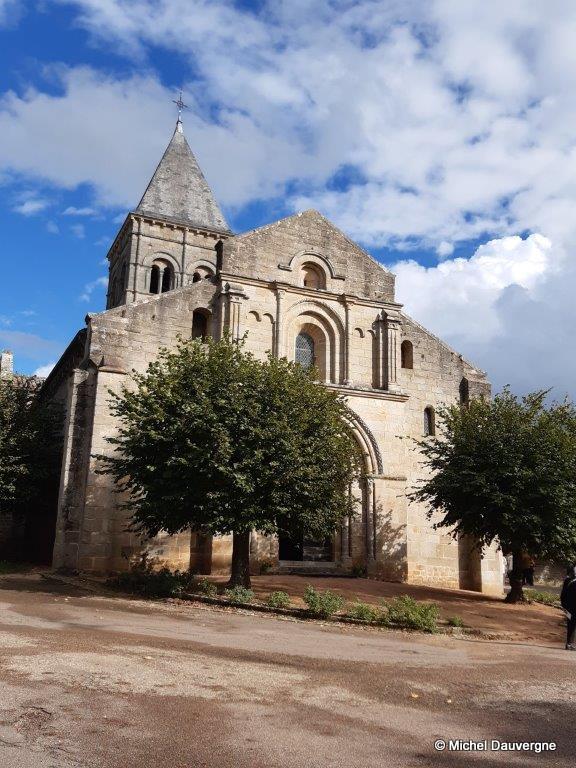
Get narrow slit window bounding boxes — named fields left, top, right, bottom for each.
left=424, top=407, right=435, bottom=437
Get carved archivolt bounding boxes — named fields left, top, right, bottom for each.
left=343, top=407, right=384, bottom=475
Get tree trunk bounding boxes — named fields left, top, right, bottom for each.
left=228, top=530, right=251, bottom=588
left=504, top=550, right=525, bottom=603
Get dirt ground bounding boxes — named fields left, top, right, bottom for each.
left=0, top=572, right=573, bottom=768
left=209, top=574, right=564, bottom=645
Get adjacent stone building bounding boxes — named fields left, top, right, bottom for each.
left=43, top=117, right=503, bottom=594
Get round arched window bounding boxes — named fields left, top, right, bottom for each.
left=300, top=262, right=325, bottom=289
left=295, top=332, right=315, bottom=369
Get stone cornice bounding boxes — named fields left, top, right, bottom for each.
left=218, top=273, right=403, bottom=311
left=325, top=383, right=409, bottom=402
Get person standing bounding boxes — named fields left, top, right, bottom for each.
left=522, top=554, right=535, bottom=586
left=560, top=565, right=576, bottom=651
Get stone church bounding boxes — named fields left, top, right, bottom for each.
left=42, top=116, right=503, bottom=594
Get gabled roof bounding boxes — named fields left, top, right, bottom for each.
left=135, top=120, right=231, bottom=234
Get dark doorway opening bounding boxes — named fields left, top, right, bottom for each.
left=278, top=529, right=332, bottom=562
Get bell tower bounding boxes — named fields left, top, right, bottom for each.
left=105, top=105, right=231, bottom=309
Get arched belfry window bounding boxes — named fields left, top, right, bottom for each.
left=150, top=264, right=160, bottom=294
left=295, top=332, right=315, bottom=369
left=401, top=340, right=413, bottom=369
left=424, top=406, right=435, bottom=437
left=149, top=260, right=175, bottom=294
left=161, top=265, right=173, bottom=292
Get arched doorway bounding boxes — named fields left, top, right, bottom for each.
left=277, top=407, right=382, bottom=569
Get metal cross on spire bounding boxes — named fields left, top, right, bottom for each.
left=172, top=89, right=188, bottom=120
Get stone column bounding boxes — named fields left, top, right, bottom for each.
left=274, top=286, right=285, bottom=358
left=131, top=217, right=141, bottom=302
left=229, top=297, right=242, bottom=341
left=218, top=289, right=228, bottom=341
left=374, top=316, right=384, bottom=389
left=221, top=283, right=248, bottom=342
left=364, top=477, right=376, bottom=567
left=343, top=297, right=353, bottom=385
left=180, top=229, right=187, bottom=288
left=384, top=313, right=402, bottom=391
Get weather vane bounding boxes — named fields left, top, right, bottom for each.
left=172, top=89, right=188, bottom=119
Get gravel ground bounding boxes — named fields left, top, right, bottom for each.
left=0, top=573, right=572, bottom=767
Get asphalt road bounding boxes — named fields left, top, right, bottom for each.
left=0, top=573, right=572, bottom=768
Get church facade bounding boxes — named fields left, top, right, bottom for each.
left=43, top=118, right=503, bottom=594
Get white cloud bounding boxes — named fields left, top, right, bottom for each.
left=13, top=198, right=49, bottom=215
left=4, top=1, right=576, bottom=395
left=37, top=0, right=576, bottom=247
left=0, top=330, right=61, bottom=361
left=0, top=0, right=22, bottom=27
left=33, top=361, right=56, bottom=378
left=394, top=233, right=553, bottom=344
left=78, top=275, right=107, bottom=302
left=62, top=205, right=97, bottom=216
left=393, top=232, right=576, bottom=398
left=436, top=241, right=454, bottom=258
left=46, top=220, right=59, bottom=234
left=70, top=223, right=85, bottom=239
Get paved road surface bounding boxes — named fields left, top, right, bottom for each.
left=0, top=574, right=572, bottom=767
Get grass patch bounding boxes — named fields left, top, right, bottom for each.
left=194, top=578, right=218, bottom=597
left=303, top=584, right=345, bottom=618
left=446, top=615, right=465, bottom=628
left=381, top=595, right=440, bottom=633
left=525, top=589, right=561, bottom=607
left=267, top=590, right=291, bottom=609
left=223, top=586, right=255, bottom=604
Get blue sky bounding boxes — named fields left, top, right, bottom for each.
left=1, top=1, right=576, bottom=397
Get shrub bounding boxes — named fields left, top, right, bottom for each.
left=347, top=601, right=380, bottom=622
left=446, top=615, right=465, bottom=628
left=267, top=591, right=291, bottom=609
left=259, top=557, right=275, bottom=574
left=196, top=578, right=218, bottom=598
left=224, top=586, right=255, bottom=604
left=303, top=584, right=345, bottom=618
left=351, top=564, right=367, bottom=578
left=107, top=556, right=195, bottom=598
left=524, top=589, right=560, bottom=607
left=382, top=595, right=439, bottom=633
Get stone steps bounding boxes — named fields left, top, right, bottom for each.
left=275, top=561, right=345, bottom=576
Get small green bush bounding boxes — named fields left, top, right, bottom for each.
left=382, top=595, right=440, bottom=633
left=107, top=556, right=195, bottom=598
left=259, top=557, right=275, bottom=574
left=347, top=601, right=380, bottom=622
left=351, top=564, right=367, bottom=578
left=525, top=589, right=560, bottom=607
left=267, top=591, right=291, bottom=609
left=196, top=578, right=218, bottom=598
left=446, top=615, right=465, bottom=628
left=224, top=586, right=255, bottom=604
left=303, top=584, right=345, bottom=618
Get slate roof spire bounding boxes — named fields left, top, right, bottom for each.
left=136, top=118, right=231, bottom=234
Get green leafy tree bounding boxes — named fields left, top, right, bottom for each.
left=0, top=375, right=62, bottom=559
left=98, top=336, right=361, bottom=587
left=411, top=388, right=576, bottom=602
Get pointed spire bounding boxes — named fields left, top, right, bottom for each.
left=136, top=119, right=231, bottom=234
